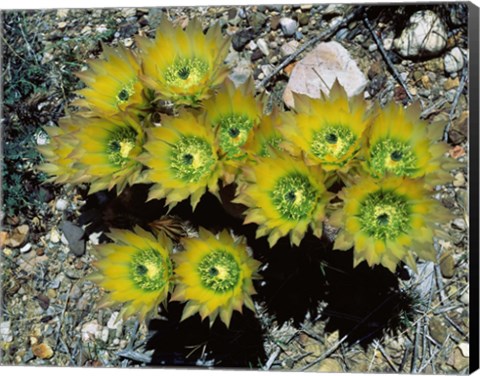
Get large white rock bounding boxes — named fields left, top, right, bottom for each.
left=394, top=10, right=447, bottom=58
left=444, top=47, right=465, bottom=73
left=283, top=41, right=367, bottom=108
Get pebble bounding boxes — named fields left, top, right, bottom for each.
left=458, top=342, right=469, bottom=357
left=429, top=317, right=448, bottom=344
left=453, top=172, right=466, bottom=187
left=7, top=224, right=29, bottom=248
left=393, top=10, right=447, bottom=58
left=57, top=21, right=67, bottom=30
left=368, top=43, right=378, bottom=52
left=270, top=15, right=281, bottom=30
left=246, top=40, right=257, bottom=51
left=60, top=220, right=85, bottom=257
left=294, top=31, right=304, bottom=41
left=383, top=37, right=393, bottom=51
left=257, top=38, right=270, bottom=56
left=452, top=218, right=467, bottom=231
left=55, top=198, right=68, bottom=211
left=280, top=40, right=300, bottom=57
left=0, top=321, right=13, bottom=342
left=81, top=320, right=102, bottom=342
left=280, top=17, right=298, bottom=37
left=32, top=343, right=54, bottom=359
left=459, top=292, right=469, bottom=305
left=123, top=38, right=134, bottom=48
left=444, top=47, right=465, bottom=74
left=439, top=252, right=455, bottom=278
left=20, top=243, right=32, bottom=254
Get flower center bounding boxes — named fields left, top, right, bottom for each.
left=116, top=80, right=136, bottom=105
left=216, top=114, right=254, bottom=158
left=129, top=248, right=172, bottom=292
left=271, top=172, right=319, bottom=221
left=169, top=136, right=216, bottom=183
left=358, top=190, right=411, bottom=241
left=369, top=139, right=419, bottom=177
left=107, top=126, right=138, bottom=168
left=198, top=250, right=241, bottom=293
left=311, top=125, right=358, bottom=164
left=164, top=57, right=209, bottom=89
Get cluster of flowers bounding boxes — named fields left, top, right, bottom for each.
left=38, top=16, right=457, bottom=325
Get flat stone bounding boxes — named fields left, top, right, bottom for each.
left=283, top=41, right=367, bottom=108
left=280, top=40, right=300, bottom=57
left=394, top=10, right=447, bottom=58
left=60, top=221, right=85, bottom=257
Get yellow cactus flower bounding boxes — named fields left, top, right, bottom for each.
left=140, top=111, right=221, bottom=210
left=234, top=153, right=332, bottom=247
left=74, top=45, right=147, bottom=116
left=364, top=102, right=458, bottom=187
left=279, top=81, right=370, bottom=172
left=171, top=228, right=261, bottom=327
left=330, top=175, right=452, bottom=272
left=89, top=226, right=174, bottom=321
left=203, top=78, right=262, bottom=160
left=243, top=106, right=285, bottom=158
left=137, top=16, right=230, bottom=106
left=38, top=117, right=89, bottom=184
left=71, top=114, right=144, bottom=194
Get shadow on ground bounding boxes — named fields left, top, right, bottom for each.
left=82, top=183, right=418, bottom=364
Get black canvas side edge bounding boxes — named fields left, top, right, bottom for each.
left=468, top=1, right=479, bottom=373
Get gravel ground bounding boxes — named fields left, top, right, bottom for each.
left=1, top=4, right=470, bottom=372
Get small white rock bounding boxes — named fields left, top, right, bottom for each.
left=88, top=232, right=102, bottom=245
left=459, top=292, right=469, bottom=305
left=368, top=43, right=378, bottom=52
left=452, top=218, right=467, bottom=231
left=257, top=38, right=270, bottom=56
left=55, top=198, right=68, bottom=211
left=101, top=327, right=109, bottom=342
left=246, top=40, right=257, bottom=51
left=458, top=342, right=470, bottom=358
left=444, top=47, right=465, bottom=73
left=107, top=312, right=123, bottom=330
left=20, top=243, right=32, bottom=253
left=383, top=37, right=393, bottom=51
left=35, top=131, right=49, bottom=146
left=49, top=228, right=60, bottom=243
left=280, top=17, right=298, bottom=37
left=0, top=321, right=13, bottom=342
left=394, top=10, right=447, bottom=58
left=81, top=320, right=102, bottom=342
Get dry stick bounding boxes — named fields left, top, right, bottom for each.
left=443, top=64, right=468, bottom=141
left=116, top=349, right=153, bottom=364
left=264, top=346, right=282, bottom=370
left=256, top=6, right=366, bottom=90
left=375, top=340, right=399, bottom=373
left=299, top=333, right=349, bottom=371
left=410, top=320, right=422, bottom=373
left=363, top=15, right=414, bottom=103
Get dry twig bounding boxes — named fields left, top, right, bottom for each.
left=363, top=14, right=413, bottom=103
